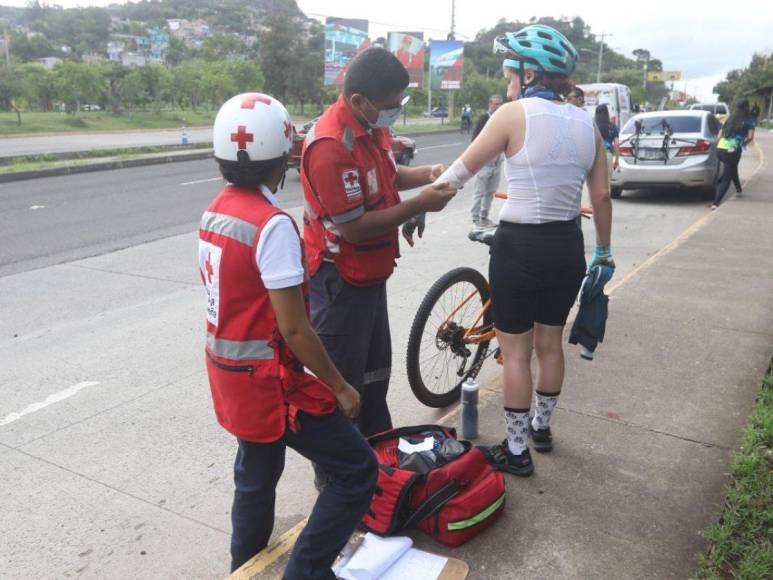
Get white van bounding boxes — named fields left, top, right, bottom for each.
left=577, top=83, right=634, bottom=128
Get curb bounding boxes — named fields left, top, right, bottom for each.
left=0, top=129, right=459, bottom=184
left=0, top=142, right=212, bottom=166
left=0, top=150, right=214, bottom=184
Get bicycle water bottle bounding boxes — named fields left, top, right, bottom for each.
left=461, top=377, right=479, bottom=440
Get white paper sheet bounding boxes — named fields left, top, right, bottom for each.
left=380, top=548, right=448, bottom=580
left=397, top=436, right=435, bottom=454
left=336, top=534, right=413, bottom=580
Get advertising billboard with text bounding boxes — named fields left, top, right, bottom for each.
left=429, top=40, right=464, bottom=90
left=325, top=17, right=370, bottom=86
left=388, top=32, right=425, bottom=88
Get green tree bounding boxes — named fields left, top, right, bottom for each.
left=16, top=63, right=55, bottom=111
left=259, top=13, right=301, bottom=100
left=199, top=33, right=246, bottom=62
left=115, top=68, right=149, bottom=110
left=53, top=62, right=105, bottom=113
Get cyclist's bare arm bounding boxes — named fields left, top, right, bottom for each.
left=586, top=129, right=612, bottom=247
left=457, top=101, right=525, bottom=174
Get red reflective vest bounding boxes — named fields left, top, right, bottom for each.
left=199, top=185, right=336, bottom=443
left=301, top=96, right=401, bottom=287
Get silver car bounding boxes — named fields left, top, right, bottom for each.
left=610, top=110, right=721, bottom=199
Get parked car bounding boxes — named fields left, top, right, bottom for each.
left=610, top=110, right=721, bottom=199
left=423, top=106, right=448, bottom=118
left=689, top=102, right=729, bottom=125
left=288, top=119, right=417, bottom=170
left=578, top=82, right=634, bottom=128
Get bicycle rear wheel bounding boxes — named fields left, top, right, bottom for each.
left=406, top=267, right=493, bottom=408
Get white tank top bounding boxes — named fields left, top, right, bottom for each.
left=499, top=98, right=596, bottom=224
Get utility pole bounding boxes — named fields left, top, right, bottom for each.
left=596, top=32, right=611, bottom=83
left=0, top=19, right=10, bottom=67
left=450, top=0, right=456, bottom=41
left=447, top=0, right=456, bottom=123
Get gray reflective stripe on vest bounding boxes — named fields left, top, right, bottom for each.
left=303, top=198, right=318, bottom=219
left=363, top=366, right=391, bottom=385
left=207, top=333, right=274, bottom=361
left=200, top=212, right=258, bottom=246
left=330, top=205, right=365, bottom=225
left=342, top=127, right=355, bottom=152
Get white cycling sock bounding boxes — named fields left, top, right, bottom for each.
left=504, top=408, right=530, bottom=455
left=532, top=391, right=560, bottom=431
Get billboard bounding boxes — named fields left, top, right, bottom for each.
left=647, top=70, right=681, bottom=82
left=388, top=32, right=425, bottom=88
left=429, top=40, right=464, bottom=90
left=325, top=17, right=370, bottom=86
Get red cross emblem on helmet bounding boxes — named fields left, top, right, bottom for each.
left=241, top=94, right=273, bottom=109
left=230, top=125, right=254, bottom=150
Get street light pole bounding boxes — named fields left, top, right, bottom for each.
left=596, top=32, right=611, bottom=83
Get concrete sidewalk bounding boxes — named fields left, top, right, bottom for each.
left=239, top=134, right=773, bottom=579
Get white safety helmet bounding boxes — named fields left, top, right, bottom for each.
left=213, top=92, right=293, bottom=163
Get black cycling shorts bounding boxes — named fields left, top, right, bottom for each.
left=489, top=219, right=586, bottom=334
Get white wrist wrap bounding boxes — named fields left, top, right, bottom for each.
left=435, top=158, right=473, bottom=189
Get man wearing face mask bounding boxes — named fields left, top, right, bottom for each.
left=302, top=48, right=457, bottom=439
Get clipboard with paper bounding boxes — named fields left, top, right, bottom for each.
left=333, top=532, right=469, bottom=580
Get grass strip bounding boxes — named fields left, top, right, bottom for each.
left=695, top=362, right=773, bottom=580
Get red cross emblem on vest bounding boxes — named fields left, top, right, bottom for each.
left=344, top=171, right=358, bottom=187
left=230, top=125, right=253, bottom=150
left=241, top=94, right=272, bottom=109
left=204, top=252, right=214, bottom=284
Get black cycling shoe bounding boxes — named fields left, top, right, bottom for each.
left=482, top=440, right=534, bottom=477
left=528, top=417, right=553, bottom=453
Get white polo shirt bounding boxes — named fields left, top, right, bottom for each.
left=255, top=185, right=305, bottom=290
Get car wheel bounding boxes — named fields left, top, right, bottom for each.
left=610, top=187, right=623, bottom=199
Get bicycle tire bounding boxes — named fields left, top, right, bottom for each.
left=406, top=267, right=493, bottom=408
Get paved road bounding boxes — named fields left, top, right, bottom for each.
left=0, top=132, right=464, bottom=277
left=0, top=131, right=757, bottom=579
left=0, top=117, right=444, bottom=157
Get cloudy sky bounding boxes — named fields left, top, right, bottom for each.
left=4, top=0, right=772, bottom=100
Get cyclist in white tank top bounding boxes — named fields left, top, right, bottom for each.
left=499, top=96, right=595, bottom=224
left=433, top=24, right=614, bottom=476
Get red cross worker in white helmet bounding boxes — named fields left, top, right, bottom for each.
left=200, top=92, right=376, bottom=578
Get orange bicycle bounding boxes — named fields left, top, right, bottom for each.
left=405, top=197, right=592, bottom=408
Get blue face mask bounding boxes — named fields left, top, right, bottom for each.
left=366, top=96, right=410, bottom=129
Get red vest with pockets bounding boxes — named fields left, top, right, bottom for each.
left=301, top=97, right=402, bottom=287
left=199, top=185, right=336, bottom=443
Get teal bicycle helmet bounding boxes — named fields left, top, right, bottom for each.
left=493, top=24, right=578, bottom=76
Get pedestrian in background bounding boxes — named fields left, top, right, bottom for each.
left=566, top=86, right=585, bottom=108
left=712, top=98, right=755, bottom=208
left=470, top=94, right=504, bottom=232
left=595, top=104, right=620, bottom=183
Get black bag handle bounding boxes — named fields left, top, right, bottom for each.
left=402, top=480, right=459, bottom=529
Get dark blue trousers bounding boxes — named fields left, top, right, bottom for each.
left=230, top=410, right=377, bottom=579
left=310, top=262, right=393, bottom=437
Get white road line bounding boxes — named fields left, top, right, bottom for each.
left=0, top=381, right=100, bottom=427
left=416, top=142, right=464, bottom=152
left=180, top=177, right=221, bottom=186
